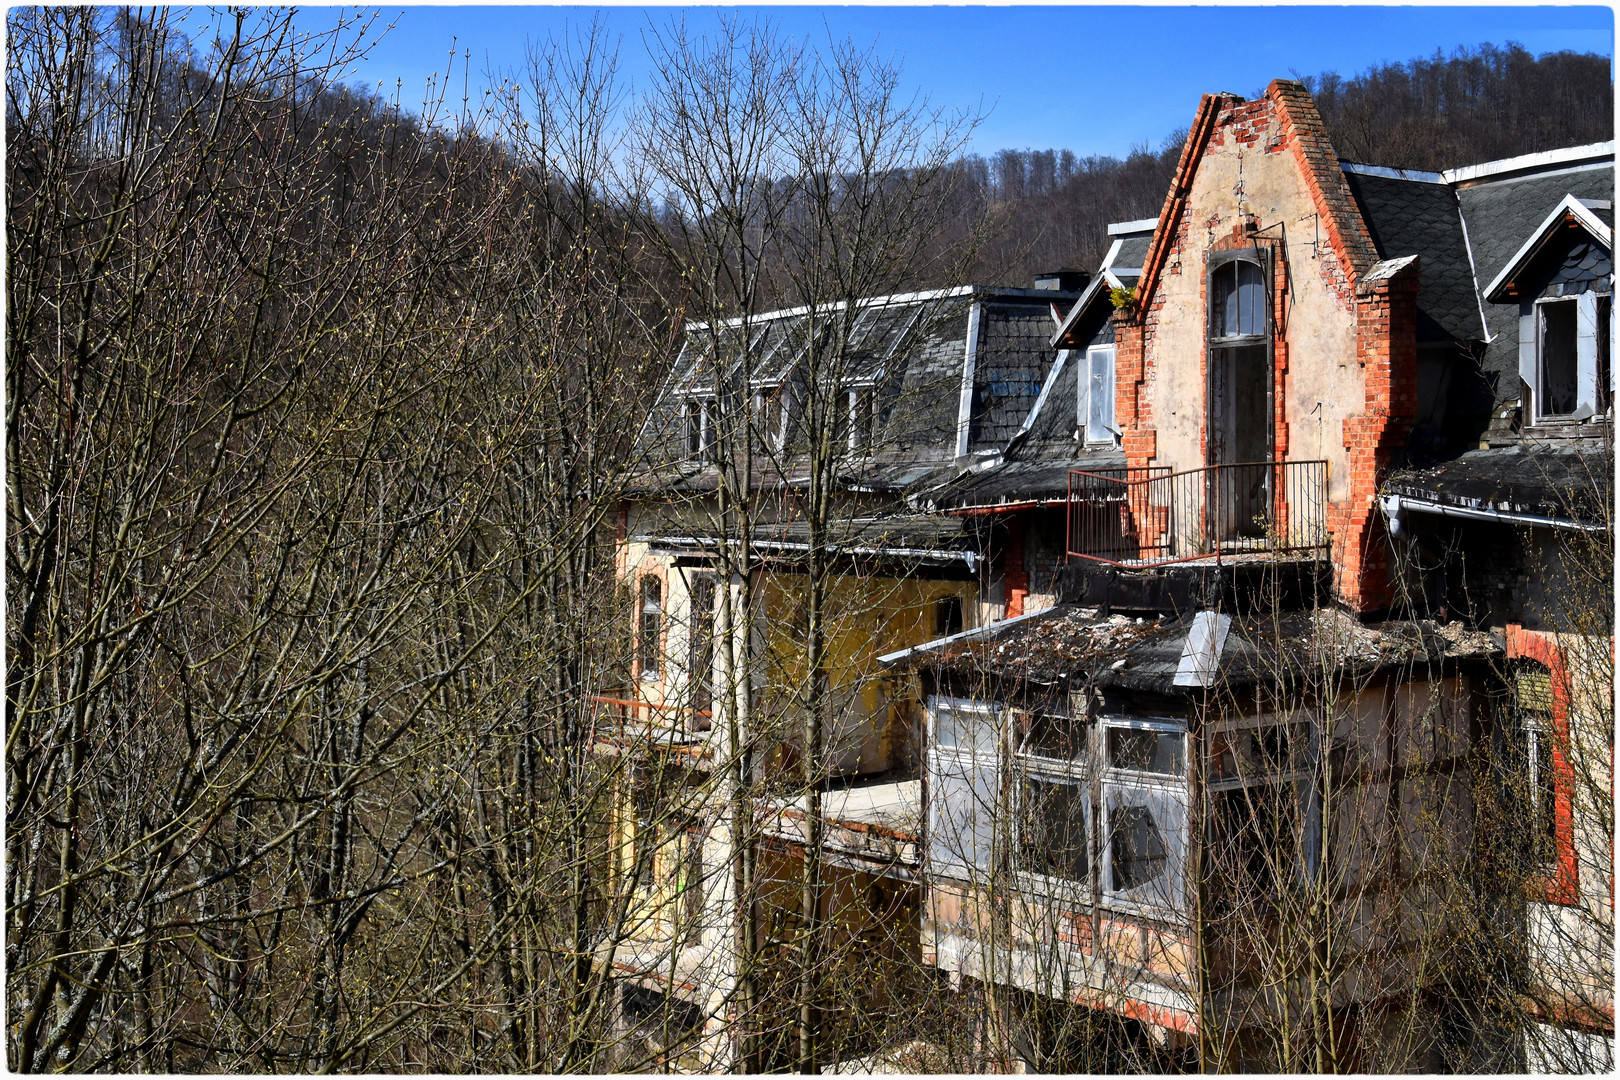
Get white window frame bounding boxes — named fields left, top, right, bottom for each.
left=925, top=696, right=1003, bottom=881
left=682, top=393, right=717, bottom=460
left=1098, top=716, right=1188, bottom=914
left=844, top=378, right=881, bottom=454
left=1011, top=710, right=1095, bottom=901
left=1082, top=344, right=1117, bottom=445
left=1531, top=292, right=1606, bottom=423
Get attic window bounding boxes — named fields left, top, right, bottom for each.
left=1532, top=294, right=1610, bottom=422
left=683, top=396, right=717, bottom=460
left=841, top=383, right=880, bottom=454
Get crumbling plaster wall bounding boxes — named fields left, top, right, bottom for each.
left=1143, top=98, right=1362, bottom=502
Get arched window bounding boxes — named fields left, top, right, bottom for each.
left=1210, top=259, right=1268, bottom=340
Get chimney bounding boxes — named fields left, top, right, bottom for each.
left=1033, top=269, right=1088, bottom=292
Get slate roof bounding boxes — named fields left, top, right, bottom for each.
left=1111, top=234, right=1152, bottom=274
left=1382, top=441, right=1612, bottom=526
left=969, top=299, right=1062, bottom=450
left=636, top=286, right=1081, bottom=499
left=1341, top=168, right=1483, bottom=343
left=1457, top=164, right=1615, bottom=407
left=639, top=511, right=987, bottom=566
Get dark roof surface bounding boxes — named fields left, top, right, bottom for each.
left=637, top=287, right=1079, bottom=499
left=1383, top=440, right=1613, bottom=524
left=902, top=604, right=1498, bottom=693
left=1457, top=165, right=1615, bottom=407
left=1342, top=169, right=1483, bottom=343
left=1111, top=235, right=1152, bottom=271
left=968, top=300, right=1066, bottom=451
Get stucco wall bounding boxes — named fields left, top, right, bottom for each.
left=1144, top=100, right=1362, bottom=502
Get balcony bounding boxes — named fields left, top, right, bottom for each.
left=1066, top=461, right=1329, bottom=567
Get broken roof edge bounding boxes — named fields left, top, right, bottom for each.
left=1482, top=193, right=1615, bottom=303
left=678, top=283, right=1084, bottom=333
left=1443, top=141, right=1615, bottom=187
left=1339, top=161, right=1446, bottom=184
left=876, top=607, right=1056, bottom=668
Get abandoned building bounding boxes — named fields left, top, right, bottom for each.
left=603, top=80, right=1613, bottom=1072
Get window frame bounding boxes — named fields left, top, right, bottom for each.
left=681, top=393, right=718, bottom=461
left=638, top=575, right=662, bottom=682
left=1205, top=249, right=1275, bottom=468
left=1082, top=344, right=1117, bottom=445
left=1098, top=715, right=1188, bottom=913
left=925, top=696, right=1003, bottom=880
left=1011, top=710, right=1096, bottom=898
left=1534, top=295, right=1582, bottom=421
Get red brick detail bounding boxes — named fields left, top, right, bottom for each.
left=1267, top=80, right=1381, bottom=283
left=1133, top=92, right=1240, bottom=318
left=1332, top=260, right=1420, bottom=612
left=1504, top=625, right=1582, bottom=906
left=1005, top=517, right=1028, bottom=619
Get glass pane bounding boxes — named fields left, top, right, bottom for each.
left=1110, top=803, right=1167, bottom=891
left=1236, top=261, right=1266, bottom=335
left=1019, top=776, right=1088, bottom=880
left=1211, top=262, right=1235, bottom=337
left=1211, top=261, right=1265, bottom=337
left=1108, top=728, right=1184, bottom=775
left=928, top=757, right=997, bottom=874
left=1021, top=714, right=1089, bottom=761
left=1088, top=349, right=1114, bottom=435
left=935, top=703, right=997, bottom=756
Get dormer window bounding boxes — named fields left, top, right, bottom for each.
left=1532, top=293, right=1610, bottom=422
left=682, top=395, right=717, bottom=461
left=837, top=382, right=880, bottom=454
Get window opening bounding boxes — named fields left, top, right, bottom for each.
left=1540, top=299, right=1579, bottom=417
left=1085, top=345, right=1116, bottom=444
left=639, top=577, right=661, bottom=680
left=934, top=595, right=964, bottom=637
left=687, top=574, right=715, bottom=720
left=1107, top=727, right=1185, bottom=776
left=1207, top=254, right=1274, bottom=542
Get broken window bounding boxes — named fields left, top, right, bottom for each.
left=753, top=384, right=788, bottom=453
left=1540, top=299, right=1579, bottom=416
left=934, top=594, right=964, bottom=637
left=1206, top=715, right=1318, bottom=899
left=1100, top=719, right=1187, bottom=910
left=1533, top=292, right=1610, bottom=421
left=841, top=383, right=880, bottom=454
left=1107, top=727, right=1184, bottom=776
left=1015, top=713, right=1091, bottom=883
left=639, top=576, right=661, bottom=680
left=683, top=395, right=717, bottom=461
left=926, top=697, right=1001, bottom=878
left=1083, top=345, right=1115, bottom=444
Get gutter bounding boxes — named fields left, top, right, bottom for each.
left=648, top=535, right=982, bottom=572
left=1381, top=493, right=1608, bottom=535
left=877, top=607, right=1052, bottom=667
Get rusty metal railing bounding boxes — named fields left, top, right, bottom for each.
left=1066, top=460, right=1329, bottom=567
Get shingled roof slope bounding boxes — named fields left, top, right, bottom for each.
left=1341, top=169, right=1484, bottom=343
left=1457, top=165, right=1616, bottom=407
left=968, top=299, right=1066, bottom=452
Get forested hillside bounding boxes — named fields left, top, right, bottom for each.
left=964, top=43, right=1615, bottom=286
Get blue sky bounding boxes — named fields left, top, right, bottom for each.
left=292, top=6, right=1614, bottom=159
